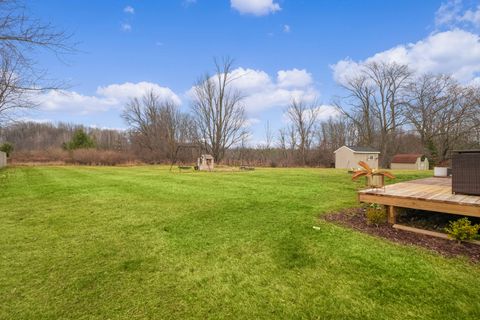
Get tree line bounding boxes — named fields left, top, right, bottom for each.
left=334, top=61, right=480, bottom=167
left=2, top=58, right=480, bottom=167
left=0, top=1, right=479, bottom=167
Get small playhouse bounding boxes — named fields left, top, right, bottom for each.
left=197, top=154, right=214, bottom=171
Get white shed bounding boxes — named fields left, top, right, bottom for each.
left=334, top=146, right=380, bottom=169
left=0, top=151, right=6, bottom=168
left=391, top=154, right=429, bottom=170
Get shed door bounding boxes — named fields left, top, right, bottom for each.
left=365, top=154, right=377, bottom=169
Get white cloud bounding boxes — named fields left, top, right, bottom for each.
left=244, top=117, right=261, bottom=128
left=277, top=69, right=313, bottom=88
left=123, top=6, right=135, bottom=14
left=244, top=87, right=318, bottom=113
left=39, top=68, right=317, bottom=118
left=312, top=105, right=342, bottom=121
left=332, top=29, right=480, bottom=83
left=188, top=67, right=319, bottom=113
left=121, top=23, right=132, bottom=32
left=37, top=82, right=181, bottom=115
left=230, top=0, right=281, bottom=16
left=39, top=90, right=117, bottom=114
left=97, top=82, right=181, bottom=105
left=87, top=124, right=127, bottom=131
left=435, top=0, right=480, bottom=28
left=435, top=0, right=463, bottom=27
left=470, top=76, right=480, bottom=87
left=228, top=67, right=272, bottom=93
left=282, top=104, right=341, bottom=124
left=283, top=24, right=291, bottom=33
left=17, top=117, right=53, bottom=124
left=461, top=5, right=480, bottom=26
left=330, top=59, right=363, bottom=84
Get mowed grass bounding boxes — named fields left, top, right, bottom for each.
left=0, top=166, right=479, bottom=319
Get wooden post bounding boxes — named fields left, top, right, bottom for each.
left=387, top=205, right=397, bottom=224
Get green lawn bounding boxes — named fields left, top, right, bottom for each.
left=1, top=166, right=479, bottom=319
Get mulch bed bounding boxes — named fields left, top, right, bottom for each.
left=323, top=207, right=480, bottom=263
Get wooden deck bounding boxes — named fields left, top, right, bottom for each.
left=358, top=177, right=480, bottom=223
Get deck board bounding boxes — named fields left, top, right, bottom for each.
left=358, top=177, right=480, bottom=218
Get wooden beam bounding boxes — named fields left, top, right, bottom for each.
left=359, top=193, right=480, bottom=218
left=387, top=206, right=397, bottom=224
left=393, top=224, right=480, bottom=245
left=393, top=224, right=449, bottom=239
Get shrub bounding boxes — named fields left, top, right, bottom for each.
left=63, top=129, right=95, bottom=150
left=9, top=148, right=139, bottom=165
left=444, top=218, right=480, bottom=242
left=366, top=203, right=386, bottom=226
left=67, top=149, right=135, bottom=166
left=10, top=148, right=69, bottom=163
left=0, top=142, right=13, bottom=157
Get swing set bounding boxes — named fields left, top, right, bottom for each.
left=169, top=144, right=212, bottom=172
left=169, top=144, right=255, bottom=172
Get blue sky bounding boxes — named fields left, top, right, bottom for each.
left=27, top=0, right=480, bottom=144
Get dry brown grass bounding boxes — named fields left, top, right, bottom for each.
left=11, top=148, right=138, bottom=166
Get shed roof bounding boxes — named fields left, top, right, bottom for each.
left=334, top=146, right=380, bottom=154
left=452, top=149, right=480, bottom=154
left=347, top=146, right=380, bottom=153
left=391, top=154, right=423, bottom=164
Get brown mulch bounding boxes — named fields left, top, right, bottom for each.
left=323, top=207, right=480, bottom=263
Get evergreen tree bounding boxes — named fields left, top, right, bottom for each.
left=0, top=142, right=13, bottom=157
left=64, top=129, right=95, bottom=150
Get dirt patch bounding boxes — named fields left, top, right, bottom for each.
left=323, top=208, right=480, bottom=263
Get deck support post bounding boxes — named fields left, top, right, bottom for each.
left=387, top=205, right=397, bottom=224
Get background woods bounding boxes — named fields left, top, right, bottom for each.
left=335, top=62, right=480, bottom=167
left=0, top=53, right=479, bottom=166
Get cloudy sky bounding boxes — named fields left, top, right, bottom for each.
left=28, top=0, right=480, bottom=143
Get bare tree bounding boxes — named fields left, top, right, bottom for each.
left=0, top=0, right=73, bottom=124
left=264, top=120, right=273, bottom=149
left=122, top=92, right=159, bottom=153
left=336, top=61, right=411, bottom=166
left=318, top=116, right=355, bottom=151
left=0, top=56, right=31, bottom=123
left=122, top=91, right=195, bottom=161
left=287, top=124, right=297, bottom=151
left=276, top=127, right=288, bottom=163
left=277, top=128, right=287, bottom=150
left=285, top=99, right=318, bottom=165
left=405, top=74, right=479, bottom=163
left=334, top=75, right=375, bottom=146
left=191, top=57, right=248, bottom=162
